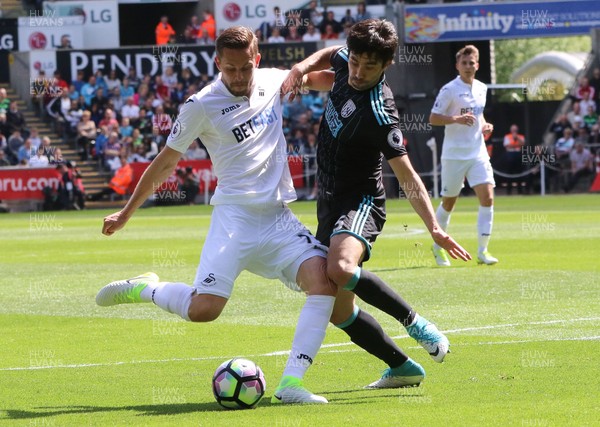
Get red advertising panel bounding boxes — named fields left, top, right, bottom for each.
left=0, top=167, right=61, bottom=200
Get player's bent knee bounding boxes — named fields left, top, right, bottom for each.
left=187, top=294, right=227, bottom=322
left=326, top=260, right=355, bottom=288
left=297, top=256, right=336, bottom=296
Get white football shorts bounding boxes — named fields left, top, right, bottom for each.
left=441, top=157, right=495, bottom=197
left=193, top=203, right=327, bottom=299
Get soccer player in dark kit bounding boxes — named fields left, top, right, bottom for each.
left=282, top=19, right=471, bottom=388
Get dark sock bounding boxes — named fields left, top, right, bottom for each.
left=348, top=268, right=415, bottom=326
left=339, top=308, right=408, bottom=368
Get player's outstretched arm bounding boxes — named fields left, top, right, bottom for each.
left=304, top=70, right=335, bottom=92
left=281, top=46, right=339, bottom=100
left=388, top=155, right=472, bottom=262
left=102, top=146, right=182, bottom=236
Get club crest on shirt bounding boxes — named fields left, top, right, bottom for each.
left=341, top=99, right=356, bottom=118
left=387, top=128, right=403, bottom=149
left=171, top=119, right=181, bottom=137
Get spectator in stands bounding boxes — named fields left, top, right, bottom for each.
left=196, top=28, right=213, bottom=45
left=254, top=28, right=266, bottom=43
left=49, top=147, right=64, bottom=165
left=285, top=25, right=302, bottom=42
left=550, top=114, right=571, bottom=141
left=0, top=88, right=10, bottom=113
left=583, top=104, right=598, bottom=130
left=0, top=110, right=9, bottom=138
left=91, top=87, right=110, bottom=120
left=355, top=2, right=371, bottom=22
left=170, top=81, right=187, bottom=105
left=567, top=101, right=583, bottom=127
left=555, top=127, right=575, bottom=159
left=579, top=91, right=596, bottom=117
left=589, top=67, right=600, bottom=104
left=0, top=149, right=9, bottom=167
left=28, top=127, right=41, bottom=149
left=17, top=138, right=33, bottom=164
left=6, top=101, right=27, bottom=137
left=201, top=10, right=216, bottom=41
left=268, top=27, right=285, bottom=43
left=120, top=77, right=135, bottom=100
left=56, top=161, right=85, bottom=209
left=126, top=67, right=140, bottom=91
left=29, top=145, right=49, bottom=167
left=575, top=76, right=595, bottom=101
left=189, top=15, right=201, bottom=38
left=110, top=86, right=125, bottom=114
left=99, top=108, right=119, bottom=132
left=72, top=71, right=86, bottom=94
left=103, top=131, right=122, bottom=167
left=66, top=84, right=80, bottom=102
left=162, top=66, right=178, bottom=91
left=178, top=26, right=196, bottom=44
left=130, top=128, right=143, bottom=148
left=564, top=142, right=594, bottom=192
left=133, top=83, right=150, bottom=107
left=155, top=15, right=176, bottom=45
left=40, top=136, right=53, bottom=160
left=65, top=99, right=83, bottom=136
left=319, top=11, right=342, bottom=36
left=589, top=123, right=600, bottom=145
left=88, top=155, right=133, bottom=201
left=152, top=105, right=172, bottom=142
left=503, top=124, right=526, bottom=195
left=300, top=0, right=322, bottom=29
left=121, top=96, right=141, bottom=124
left=80, top=76, right=97, bottom=107
left=302, top=23, right=321, bottom=41
left=340, top=9, right=356, bottom=27
left=7, top=130, right=24, bottom=164
left=53, top=71, right=69, bottom=95
left=94, top=125, right=110, bottom=162
left=145, top=135, right=159, bottom=160
left=120, top=117, right=133, bottom=139
left=321, top=24, right=339, bottom=40
left=105, top=70, right=122, bottom=93
left=177, top=166, right=199, bottom=205
left=59, top=35, right=73, bottom=49
left=76, top=110, right=96, bottom=161
left=128, top=144, right=149, bottom=163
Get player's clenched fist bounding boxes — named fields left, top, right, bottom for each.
left=102, top=210, right=130, bottom=236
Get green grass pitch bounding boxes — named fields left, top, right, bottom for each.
left=1, top=195, right=598, bottom=426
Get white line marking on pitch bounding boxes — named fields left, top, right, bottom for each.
left=1, top=318, right=598, bottom=371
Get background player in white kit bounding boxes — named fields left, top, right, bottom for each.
left=429, top=45, right=498, bottom=266
left=95, top=26, right=336, bottom=404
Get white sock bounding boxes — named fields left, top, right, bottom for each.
left=144, top=282, right=194, bottom=321
left=477, top=206, right=494, bottom=253
left=283, top=295, right=335, bottom=380
left=433, top=203, right=452, bottom=250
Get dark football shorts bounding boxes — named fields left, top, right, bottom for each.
left=316, top=194, right=386, bottom=262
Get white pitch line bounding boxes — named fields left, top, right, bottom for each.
left=2, top=318, right=599, bottom=372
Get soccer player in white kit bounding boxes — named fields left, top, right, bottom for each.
left=429, top=44, right=498, bottom=266
left=95, top=26, right=336, bottom=404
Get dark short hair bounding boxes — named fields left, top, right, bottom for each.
left=347, top=19, right=398, bottom=64
left=456, top=45, right=479, bottom=62
left=215, top=26, right=258, bottom=58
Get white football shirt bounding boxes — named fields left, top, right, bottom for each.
left=167, top=68, right=295, bottom=206
left=431, top=76, right=488, bottom=160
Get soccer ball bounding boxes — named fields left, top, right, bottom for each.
left=212, top=358, right=266, bottom=409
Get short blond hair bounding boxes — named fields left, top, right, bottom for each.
left=456, top=45, right=479, bottom=62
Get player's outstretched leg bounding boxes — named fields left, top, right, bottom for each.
left=96, top=272, right=196, bottom=321
left=96, top=272, right=159, bottom=306
left=332, top=292, right=426, bottom=389
left=338, top=266, right=451, bottom=363
left=406, top=314, right=450, bottom=363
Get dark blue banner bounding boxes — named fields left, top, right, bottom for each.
left=405, top=0, right=600, bottom=43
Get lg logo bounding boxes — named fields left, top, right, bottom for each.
left=0, top=34, right=14, bottom=50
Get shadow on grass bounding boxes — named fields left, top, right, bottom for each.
left=2, top=388, right=417, bottom=420
left=2, top=402, right=245, bottom=419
